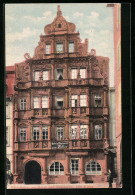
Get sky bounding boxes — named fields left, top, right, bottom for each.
left=5, top=3, right=114, bottom=86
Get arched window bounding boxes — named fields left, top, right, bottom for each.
left=85, top=161, right=101, bottom=175
left=49, top=162, right=64, bottom=175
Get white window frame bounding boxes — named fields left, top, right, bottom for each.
left=71, top=68, right=77, bottom=79
left=80, top=68, right=86, bottom=79
left=94, top=95, right=101, bottom=107
left=6, top=103, right=10, bottom=118
left=69, top=42, right=74, bottom=53
left=34, top=71, right=40, bottom=81
left=71, top=95, right=77, bottom=107
left=41, top=96, right=48, bottom=108
left=32, top=126, right=39, bottom=140
left=70, top=125, right=77, bottom=139
left=56, top=126, right=64, bottom=140
left=80, top=95, right=87, bottom=107
left=49, top=162, right=64, bottom=175
left=43, top=70, right=49, bottom=80
left=33, top=97, right=39, bottom=109
left=56, top=42, right=63, bottom=53
left=19, top=128, right=26, bottom=141
left=94, top=125, right=102, bottom=140
left=85, top=161, right=101, bottom=175
left=45, top=43, right=51, bottom=54
left=42, top=126, right=48, bottom=140
left=70, top=159, right=79, bottom=175
left=20, top=98, right=26, bottom=110
left=79, top=125, right=87, bottom=139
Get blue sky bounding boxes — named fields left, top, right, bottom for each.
left=5, top=3, right=114, bottom=86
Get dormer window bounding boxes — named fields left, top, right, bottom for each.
left=45, top=43, right=51, bottom=54
left=56, top=42, right=63, bottom=53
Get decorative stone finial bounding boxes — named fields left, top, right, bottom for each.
left=57, top=5, right=62, bottom=16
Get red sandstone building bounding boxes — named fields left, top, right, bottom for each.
left=13, top=6, right=110, bottom=186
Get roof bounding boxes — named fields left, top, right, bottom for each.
left=6, top=66, right=15, bottom=97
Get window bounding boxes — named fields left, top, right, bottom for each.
left=70, top=159, right=78, bottom=175
left=19, top=128, right=26, bottom=141
left=70, top=125, right=77, bottom=139
left=95, top=125, right=102, bottom=140
left=41, top=96, right=48, bottom=108
left=85, top=161, right=101, bottom=175
left=6, top=104, right=10, bottom=118
left=80, top=68, right=86, bottom=78
left=20, top=98, right=26, bottom=110
left=34, top=71, right=39, bottom=81
left=80, top=95, right=87, bottom=107
left=71, top=68, right=77, bottom=79
left=69, top=42, right=74, bottom=53
left=94, top=95, right=101, bottom=107
left=43, top=70, right=49, bottom=80
left=49, top=162, right=64, bottom=175
left=33, top=97, right=39, bottom=108
left=42, top=126, right=48, bottom=139
left=80, top=125, right=87, bottom=139
left=56, top=42, right=63, bottom=53
left=45, top=44, right=51, bottom=54
left=56, top=127, right=63, bottom=140
left=56, top=69, right=63, bottom=80
left=6, top=127, right=10, bottom=146
left=32, top=126, right=39, bottom=140
left=56, top=23, right=61, bottom=28
left=56, top=97, right=63, bottom=109
left=71, top=95, right=77, bottom=107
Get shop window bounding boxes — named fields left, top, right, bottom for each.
left=94, top=125, right=102, bottom=140
left=56, top=96, right=63, bottom=109
left=19, top=128, right=26, bottom=141
left=45, top=44, right=51, bottom=54
left=85, top=161, right=101, bottom=175
left=33, top=97, right=39, bottom=108
left=56, top=126, right=63, bottom=140
left=6, top=103, right=10, bottom=118
left=56, top=69, right=63, bottom=80
left=69, top=42, right=74, bottom=53
left=80, top=68, right=86, bottom=78
left=79, top=125, right=87, bottom=139
left=49, top=162, right=64, bottom=175
left=70, top=125, right=77, bottom=139
left=71, top=95, right=77, bottom=107
left=32, top=126, right=39, bottom=140
left=56, top=42, right=63, bottom=53
left=80, top=95, right=87, bottom=107
left=34, top=71, right=39, bottom=81
left=71, top=68, right=77, bottom=79
left=43, top=70, right=49, bottom=80
left=41, top=96, right=48, bottom=108
left=20, top=98, right=26, bottom=110
left=94, top=95, right=101, bottom=107
left=42, top=126, right=48, bottom=139
left=70, top=159, right=79, bottom=175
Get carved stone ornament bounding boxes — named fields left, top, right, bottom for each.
left=24, top=53, right=31, bottom=60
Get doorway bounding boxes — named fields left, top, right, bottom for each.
left=24, top=160, right=41, bottom=184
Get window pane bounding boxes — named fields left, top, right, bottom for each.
left=19, top=128, right=26, bottom=141
left=45, top=44, right=51, bottom=54
left=49, top=162, right=64, bottom=175
left=34, top=71, right=39, bottom=81
left=56, top=43, right=63, bottom=53
left=69, top=42, right=74, bottom=53
left=71, top=69, right=77, bottom=79
left=43, top=70, right=49, bottom=80
left=70, top=125, right=77, bottom=139
left=56, top=69, right=63, bottom=80
left=33, top=97, right=39, bottom=108
left=80, top=95, right=86, bottom=107
left=80, top=68, right=86, bottom=78
left=20, top=98, right=26, bottom=110
left=80, top=125, right=87, bottom=139
left=71, top=95, right=77, bottom=107
left=42, top=96, right=48, bottom=108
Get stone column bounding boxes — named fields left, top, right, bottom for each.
left=42, top=158, right=48, bottom=184
left=65, top=155, right=70, bottom=183
left=104, top=121, right=107, bottom=139
left=104, top=91, right=106, bottom=107
left=14, top=120, right=18, bottom=142
left=79, top=157, right=85, bottom=183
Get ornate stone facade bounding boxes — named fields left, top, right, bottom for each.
left=13, top=6, right=109, bottom=185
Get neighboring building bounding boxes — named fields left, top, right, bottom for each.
left=107, top=3, right=121, bottom=187
left=6, top=65, right=15, bottom=179
left=13, top=6, right=110, bottom=186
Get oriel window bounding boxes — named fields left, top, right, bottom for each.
left=56, top=96, right=63, bottom=109
left=56, top=42, right=63, bottom=53
left=42, top=126, right=48, bottom=139
left=94, top=125, right=102, bottom=140
left=56, top=126, right=63, bottom=140
left=20, top=98, right=26, bottom=110
left=80, top=68, right=86, bottom=78
left=71, top=95, right=77, bottom=107
left=19, top=128, right=26, bottom=141
left=45, top=44, right=51, bottom=54
left=41, top=96, right=48, bottom=108
left=71, top=68, right=77, bottom=79
left=80, top=95, right=87, bottom=107
left=43, top=70, right=49, bottom=80
left=69, top=42, right=74, bottom=53
left=32, top=126, right=39, bottom=140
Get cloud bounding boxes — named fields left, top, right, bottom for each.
left=64, top=16, right=69, bottom=20
left=73, top=12, right=83, bottom=17
left=84, top=29, right=95, bottom=37
left=5, top=15, right=15, bottom=21
left=99, top=30, right=110, bottom=35
left=88, top=12, right=99, bottom=20
left=6, top=27, right=38, bottom=42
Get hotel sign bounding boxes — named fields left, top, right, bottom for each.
left=51, top=141, right=69, bottom=149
